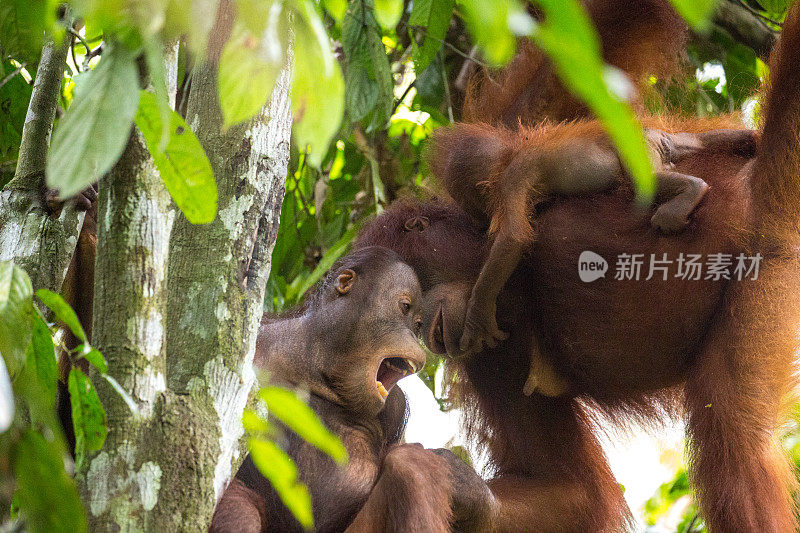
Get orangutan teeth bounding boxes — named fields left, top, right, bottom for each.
left=376, top=381, right=389, bottom=399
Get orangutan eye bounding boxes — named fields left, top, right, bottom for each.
left=399, top=299, right=412, bottom=315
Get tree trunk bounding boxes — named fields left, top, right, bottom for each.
left=0, top=36, right=84, bottom=294
left=77, top=31, right=292, bottom=529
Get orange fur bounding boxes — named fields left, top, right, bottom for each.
left=356, top=3, right=800, bottom=531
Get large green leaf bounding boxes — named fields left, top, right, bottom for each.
left=249, top=438, right=314, bottom=530
left=459, top=0, right=528, bottom=66
left=12, top=430, right=87, bottom=533
left=408, top=0, right=455, bottom=73
left=341, top=1, right=393, bottom=129
left=322, top=0, right=346, bottom=22
left=68, top=367, right=107, bottom=470
left=292, top=0, right=344, bottom=167
left=142, top=37, right=172, bottom=150
left=218, top=18, right=286, bottom=128
left=669, top=0, right=717, bottom=31
left=0, top=0, right=59, bottom=66
left=259, top=386, right=348, bottom=465
left=374, top=0, right=403, bottom=30
left=532, top=0, right=655, bottom=199
left=36, top=289, right=86, bottom=343
left=0, top=261, right=33, bottom=377
left=0, top=60, right=32, bottom=164
left=135, top=90, right=217, bottom=224
left=29, top=315, right=57, bottom=403
left=46, top=43, right=140, bottom=198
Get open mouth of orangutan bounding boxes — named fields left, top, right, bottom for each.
left=376, top=357, right=420, bottom=399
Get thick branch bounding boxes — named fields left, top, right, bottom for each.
left=0, top=36, right=84, bottom=293
left=13, top=38, right=69, bottom=182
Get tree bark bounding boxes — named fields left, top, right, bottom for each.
left=0, top=36, right=84, bottom=293
left=78, top=23, right=292, bottom=527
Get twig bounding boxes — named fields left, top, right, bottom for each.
left=391, top=80, right=416, bottom=116
left=403, top=22, right=491, bottom=69
left=441, top=55, right=454, bottom=123
left=69, top=32, right=81, bottom=74
left=68, top=27, right=91, bottom=53
left=0, top=63, right=26, bottom=89
left=82, top=41, right=104, bottom=70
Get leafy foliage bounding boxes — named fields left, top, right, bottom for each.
left=258, top=386, right=348, bottom=464
left=46, top=43, right=140, bottom=198
left=249, top=438, right=314, bottom=530
left=68, top=367, right=107, bottom=469
left=0, top=262, right=135, bottom=531
left=10, top=430, right=87, bottom=533
left=0, top=262, right=33, bottom=377
left=135, top=90, right=217, bottom=224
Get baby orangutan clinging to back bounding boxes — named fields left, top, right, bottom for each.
left=431, top=121, right=756, bottom=396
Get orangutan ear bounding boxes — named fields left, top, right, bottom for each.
left=336, top=269, right=356, bottom=295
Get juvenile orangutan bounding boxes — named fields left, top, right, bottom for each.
left=210, top=246, right=495, bottom=532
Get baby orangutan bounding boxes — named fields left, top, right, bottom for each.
left=210, top=246, right=495, bottom=532
left=431, top=122, right=756, bottom=396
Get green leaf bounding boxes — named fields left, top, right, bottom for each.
left=237, top=0, right=271, bottom=35
left=0, top=1, right=60, bottom=66
left=341, top=1, right=393, bottom=129
left=532, top=0, right=655, bottom=199
left=29, top=316, right=57, bottom=402
left=11, top=430, right=87, bottom=533
left=758, top=0, right=792, bottom=13
left=36, top=289, right=86, bottom=343
left=292, top=0, right=344, bottom=166
left=344, top=48, right=378, bottom=122
left=668, top=0, right=717, bottom=31
left=186, top=0, right=222, bottom=53
left=135, top=90, right=218, bottom=224
left=0, top=261, right=33, bottom=377
left=249, top=437, right=314, bottom=530
left=374, top=0, right=403, bottom=30
left=46, top=43, right=140, bottom=198
left=259, top=386, right=348, bottom=465
left=460, top=0, right=529, bottom=66
left=77, top=344, right=107, bottom=374
left=0, top=60, right=33, bottom=165
left=322, top=0, right=347, bottom=21
left=218, top=18, right=287, bottom=127
left=408, top=0, right=455, bottom=73
left=243, top=409, right=270, bottom=433
left=142, top=37, right=172, bottom=151
left=68, top=367, right=107, bottom=470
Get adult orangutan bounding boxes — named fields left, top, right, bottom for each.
left=354, top=3, right=800, bottom=532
